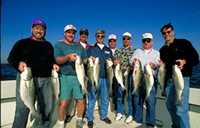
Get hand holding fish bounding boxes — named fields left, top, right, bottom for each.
left=66, top=53, right=77, bottom=62
left=114, top=60, right=120, bottom=65
left=89, top=56, right=96, bottom=62
left=18, top=61, right=27, bottom=72
left=149, top=62, right=157, bottom=70
left=53, top=64, right=59, bottom=72
left=176, top=59, right=186, bottom=70
left=132, top=58, right=138, bottom=65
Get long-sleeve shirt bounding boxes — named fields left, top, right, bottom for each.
left=7, top=36, right=55, bottom=77
left=129, top=48, right=160, bottom=76
left=159, top=38, right=199, bottom=78
left=87, top=43, right=113, bottom=78
left=114, top=46, right=136, bottom=72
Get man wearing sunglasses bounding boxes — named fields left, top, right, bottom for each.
left=159, top=23, right=199, bottom=128
left=113, top=32, right=136, bottom=123
left=87, top=30, right=113, bottom=128
left=129, top=33, right=160, bottom=128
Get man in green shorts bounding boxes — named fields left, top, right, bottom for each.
left=54, top=24, right=88, bottom=128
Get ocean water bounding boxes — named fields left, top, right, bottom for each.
left=1, top=61, right=200, bottom=88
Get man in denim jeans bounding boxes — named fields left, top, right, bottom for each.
left=159, top=23, right=199, bottom=128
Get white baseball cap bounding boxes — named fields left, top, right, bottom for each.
left=108, top=34, right=116, bottom=40
left=64, top=24, right=77, bottom=32
left=123, top=32, right=131, bottom=38
left=143, top=33, right=153, bottom=39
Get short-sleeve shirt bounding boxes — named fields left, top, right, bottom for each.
left=54, top=41, right=87, bottom=75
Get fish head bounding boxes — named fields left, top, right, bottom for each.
left=94, top=57, right=100, bottom=64
left=106, top=60, right=113, bottom=67
left=88, top=58, right=94, bottom=67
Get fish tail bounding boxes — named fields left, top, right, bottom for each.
left=175, top=99, right=182, bottom=106
left=122, top=86, right=127, bottom=91
left=131, top=90, right=137, bottom=95
left=145, top=96, right=151, bottom=102
left=30, top=112, right=41, bottom=122
left=82, top=89, right=88, bottom=95
left=92, top=85, right=96, bottom=92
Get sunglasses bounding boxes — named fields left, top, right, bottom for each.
left=80, top=32, right=88, bottom=35
left=142, top=39, right=151, bottom=43
left=96, top=35, right=105, bottom=38
left=109, top=40, right=116, bottom=42
left=123, top=37, right=131, bottom=40
left=162, top=31, right=171, bottom=35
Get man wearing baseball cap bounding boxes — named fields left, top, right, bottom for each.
left=7, top=19, right=59, bottom=128
left=113, top=32, right=136, bottom=123
left=54, top=24, right=88, bottom=128
left=129, top=33, right=161, bottom=127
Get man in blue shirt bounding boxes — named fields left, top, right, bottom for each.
left=87, top=30, right=113, bottom=128
left=129, top=33, right=160, bottom=128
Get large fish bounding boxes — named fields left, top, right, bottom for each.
left=172, top=64, right=184, bottom=106
left=19, top=67, right=41, bottom=121
left=124, top=69, right=130, bottom=100
left=87, top=57, right=95, bottom=92
left=93, top=57, right=100, bottom=89
left=75, top=55, right=88, bottom=95
left=106, top=60, right=114, bottom=95
left=132, top=59, right=142, bottom=95
left=115, top=63, right=126, bottom=91
left=51, top=69, right=60, bottom=103
left=158, top=63, right=167, bottom=96
left=144, top=63, right=154, bottom=102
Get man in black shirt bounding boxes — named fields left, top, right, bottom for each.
left=7, top=19, right=59, bottom=128
left=159, top=23, right=199, bottom=128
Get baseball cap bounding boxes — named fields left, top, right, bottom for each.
left=123, top=32, right=131, bottom=38
left=143, top=33, right=153, bottom=39
left=108, top=34, right=116, bottom=40
left=95, top=29, right=105, bottom=36
left=80, top=28, right=89, bottom=35
left=64, top=25, right=77, bottom=32
left=32, top=19, right=46, bottom=28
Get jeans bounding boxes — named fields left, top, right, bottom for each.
left=12, top=73, right=52, bottom=128
left=117, top=73, right=133, bottom=116
left=87, top=78, right=109, bottom=121
left=165, top=77, right=190, bottom=128
left=133, top=79, right=156, bottom=126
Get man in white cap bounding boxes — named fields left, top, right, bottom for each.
left=129, top=33, right=161, bottom=128
left=113, top=32, right=136, bottom=123
left=54, top=24, right=88, bottom=128
left=108, top=34, right=118, bottom=112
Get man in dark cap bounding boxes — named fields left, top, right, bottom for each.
left=7, top=19, right=59, bottom=128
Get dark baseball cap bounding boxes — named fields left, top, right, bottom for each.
left=32, top=19, right=47, bottom=28
left=80, top=28, right=89, bottom=35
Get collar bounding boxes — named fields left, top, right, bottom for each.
left=30, top=36, right=46, bottom=42
left=76, top=40, right=91, bottom=49
left=165, top=37, right=174, bottom=46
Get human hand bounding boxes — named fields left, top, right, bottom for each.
left=113, top=60, right=120, bottom=65
left=18, top=61, right=27, bottom=72
left=67, top=53, right=77, bottom=62
left=132, top=58, right=137, bottom=65
left=53, top=64, right=59, bottom=72
left=176, top=59, right=186, bottom=70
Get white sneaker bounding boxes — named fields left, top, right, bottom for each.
left=125, top=116, right=133, bottom=123
left=115, top=113, right=123, bottom=121
left=56, top=120, right=64, bottom=128
left=128, top=120, right=142, bottom=127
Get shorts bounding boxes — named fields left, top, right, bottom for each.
left=59, top=74, right=83, bottom=100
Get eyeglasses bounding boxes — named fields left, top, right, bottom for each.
left=123, top=37, right=131, bottom=40
left=33, top=27, right=45, bottom=32
left=162, top=31, right=171, bottom=35
left=80, top=32, right=88, bottom=36
left=96, top=35, right=105, bottom=38
left=109, top=40, right=116, bottom=42
left=142, top=39, right=151, bottom=43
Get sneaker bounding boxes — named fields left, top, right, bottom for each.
left=125, top=116, right=133, bottom=123
left=76, top=120, right=86, bottom=128
left=128, top=120, right=142, bottom=127
left=115, top=113, right=123, bottom=121
left=56, top=120, right=64, bottom=128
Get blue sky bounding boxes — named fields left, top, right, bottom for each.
left=1, top=0, right=200, bottom=63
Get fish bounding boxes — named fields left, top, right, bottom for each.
left=131, top=59, right=142, bottom=95
left=87, top=57, right=95, bottom=92
left=115, top=63, right=126, bottom=91
left=158, top=63, right=167, bottom=96
left=75, top=55, right=88, bottom=95
left=51, top=69, right=60, bottom=103
left=124, top=69, right=130, bottom=100
left=106, top=60, right=114, bottom=95
left=19, top=67, right=41, bottom=121
left=172, top=64, right=184, bottom=106
left=144, top=63, right=154, bottom=102
left=93, top=57, right=100, bottom=89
